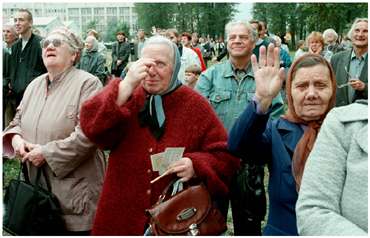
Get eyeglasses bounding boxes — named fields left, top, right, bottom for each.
left=40, top=38, right=64, bottom=49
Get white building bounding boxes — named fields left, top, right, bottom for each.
left=32, top=17, right=64, bottom=37
left=3, top=2, right=138, bottom=37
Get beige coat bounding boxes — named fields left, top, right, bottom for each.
left=3, top=67, right=106, bottom=231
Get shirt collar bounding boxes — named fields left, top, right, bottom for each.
left=227, top=60, right=254, bottom=78
left=351, top=50, right=368, bottom=61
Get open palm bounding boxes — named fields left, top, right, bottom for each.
left=251, top=44, right=285, bottom=112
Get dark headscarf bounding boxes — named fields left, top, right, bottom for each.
left=138, top=36, right=182, bottom=139
left=282, top=53, right=336, bottom=191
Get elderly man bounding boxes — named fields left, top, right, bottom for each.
left=3, top=24, right=18, bottom=54
left=195, top=21, right=284, bottom=235
left=79, top=35, right=240, bottom=235
left=331, top=18, right=368, bottom=106
left=3, top=24, right=18, bottom=127
left=323, top=28, right=345, bottom=56
left=10, top=8, right=47, bottom=107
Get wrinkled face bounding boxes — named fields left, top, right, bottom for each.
left=141, top=44, right=174, bottom=95
left=14, top=11, right=32, bottom=35
left=351, top=21, right=368, bottom=49
left=181, top=36, right=191, bottom=47
left=291, top=65, right=333, bottom=121
left=227, top=24, right=255, bottom=59
left=308, top=39, right=323, bottom=54
left=41, top=34, right=76, bottom=70
left=3, top=26, right=17, bottom=44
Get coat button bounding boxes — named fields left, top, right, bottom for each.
left=146, top=189, right=151, bottom=195
left=148, top=148, right=153, bottom=153
left=147, top=169, right=151, bottom=174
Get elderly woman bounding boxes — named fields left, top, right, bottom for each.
left=228, top=46, right=336, bottom=235
left=3, top=27, right=106, bottom=235
left=296, top=99, right=368, bottom=235
left=79, top=35, right=240, bottom=235
left=77, top=35, right=107, bottom=84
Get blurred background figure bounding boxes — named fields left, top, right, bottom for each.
left=111, top=31, right=130, bottom=77
left=294, top=40, right=306, bottom=61
left=184, top=64, right=201, bottom=88
left=131, top=28, right=146, bottom=61
left=77, top=35, right=107, bottom=84
left=323, top=28, right=345, bottom=57
left=3, top=24, right=18, bottom=54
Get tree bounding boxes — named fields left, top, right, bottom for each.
left=82, top=19, right=98, bottom=39
left=103, top=19, right=130, bottom=42
left=252, top=2, right=368, bottom=49
left=134, top=3, right=236, bottom=39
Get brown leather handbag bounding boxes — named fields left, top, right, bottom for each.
left=145, top=179, right=227, bottom=236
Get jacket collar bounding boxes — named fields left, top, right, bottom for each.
left=276, top=118, right=304, bottom=154
left=224, top=60, right=254, bottom=79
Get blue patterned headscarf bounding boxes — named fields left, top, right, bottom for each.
left=138, top=36, right=182, bottom=139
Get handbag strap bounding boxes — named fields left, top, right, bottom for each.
left=158, top=179, right=184, bottom=203
left=21, top=162, right=53, bottom=192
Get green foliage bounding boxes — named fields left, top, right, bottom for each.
left=103, top=19, right=130, bottom=42
left=3, top=159, right=20, bottom=189
left=82, top=19, right=99, bottom=39
left=252, top=2, right=368, bottom=48
left=134, top=3, right=236, bottom=39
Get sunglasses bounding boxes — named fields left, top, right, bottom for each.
left=40, top=38, right=65, bottom=49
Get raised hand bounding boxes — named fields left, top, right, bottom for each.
left=116, top=58, right=156, bottom=106
left=251, top=43, right=285, bottom=113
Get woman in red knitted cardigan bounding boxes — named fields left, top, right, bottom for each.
left=80, top=35, right=240, bottom=235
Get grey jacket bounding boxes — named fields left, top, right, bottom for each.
left=3, top=67, right=106, bottom=231
left=296, top=100, right=368, bottom=235
left=331, top=50, right=368, bottom=106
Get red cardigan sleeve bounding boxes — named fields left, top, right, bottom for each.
left=80, top=79, right=132, bottom=150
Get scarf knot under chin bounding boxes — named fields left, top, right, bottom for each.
left=138, top=94, right=166, bottom=140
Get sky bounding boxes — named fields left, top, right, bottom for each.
left=233, top=3, right=253, bottom=22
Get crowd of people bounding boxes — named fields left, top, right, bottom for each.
left=2, top=7, right=368, bottom=236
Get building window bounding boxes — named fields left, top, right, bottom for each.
left=119, top=7, right=129, bottom=16
left=106, top=7, right=117, bottom=15
left=94, top=7, right=104, bottom=15
left=81, top=8, right=92, bottom=15
left=68, top=8, right=79, bottom=15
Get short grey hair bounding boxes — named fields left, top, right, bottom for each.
left=323, top=28, right=338, bottom=41
left=142, top=35, right=176, bottom=64
left=225, top=21, right=257, bottom=43
left=347, top=18, right=368, bottom=39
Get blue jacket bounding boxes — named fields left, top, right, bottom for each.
left=228, top=101, right=303, bottom=235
